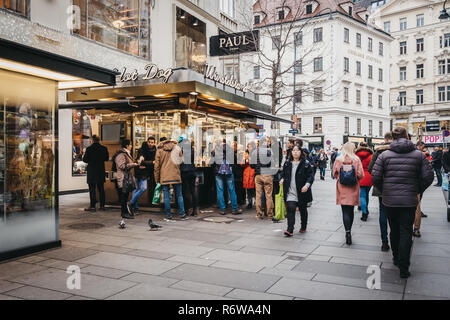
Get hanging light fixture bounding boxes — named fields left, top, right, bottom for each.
left=193, top=18, right=199, bottom=26
left=180, top=9, right=186, bottom=19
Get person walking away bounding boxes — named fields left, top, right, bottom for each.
left=211, top=140, right=242, bottom=215
left=330, top=147, right=339, bottom=179
left=333, top=142, right=364, bottom=245
left=179, top=136, right=199, bottom=217
left=368, top=132, right=393, bottom=251
left=154, top=137, right=187, bottom=221
left=431, top=146, right=443, bottom=187
left=371, top=127, right=434, bottom=278
left=356, top=142, right=374, bottom=221
left=114, top=139, right=140, bottom=219
left=129, top=136, right=156, bottom=213
left=251, top=137, right=276, bottom=220
left=280, top=145, right=314, bottom=236
left=318, top=149, right=328, bottom=180
left=233, top=142, right=246, bottom=207
left=83, top=135, right=109, bottom=212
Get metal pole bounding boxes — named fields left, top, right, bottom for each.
left=293, top=37, right=296, bottom=136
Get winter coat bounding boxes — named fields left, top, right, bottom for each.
left=179, top=140, right=196, bottom=175
left=432, top=150, right=443, bottom=169
left=356, top=147, right=374, bottom=187
left=332, top=155, right=364, bottom=206
left=154, top=140, right=183, bottom=185
left=232, top=150, right=244, bottom=179
left=83, top=142, right=109, bottom=184
left=114, top=149, right=136, bottom=189
left=371, top=138, right=434, bottom=208
left=242, top=157, right=256, bottom=189
left=134, top=142, right=156, bottom=179
left=368, top=143, right=390, bottom=197
left=281, top=158, right=314, bottom=205
left=443, top=151, right=450, bottom=173
left=318, top=153, right=328, bottom=169
left=250, top=147, right=277, bottom=175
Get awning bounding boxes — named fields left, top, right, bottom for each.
left=245, top=108, right=294, bottom=125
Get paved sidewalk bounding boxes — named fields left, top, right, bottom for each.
left=1, top=173, right=449, bottom=300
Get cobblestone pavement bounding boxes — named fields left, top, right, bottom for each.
left=1, top=172, right=449, bottom=300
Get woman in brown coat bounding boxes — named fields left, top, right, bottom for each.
left=333, top=142, right=364, bottom=245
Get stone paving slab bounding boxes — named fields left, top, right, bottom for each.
left=404, top=272, right=450, bottom=298
left=0, top=280, right=24, bottom=293
left=411, top=243, right=450, bottom=258
left=39, top=247, right=99, bottom=262
left=239, top=246, right=287, bottom=257
left=81, top=266, right=133, bottom=279
left=120, top=273, right=179, bottom=287
left=36, top=259, right=89, bottom=271
left=0, top=294, right=23, bottom=300
left=210, top=261, right=265, bottom=273
left=225, top=288, right=294, bottom=300
left=124, top=249, right=175, bottom=260
left=228, top=237, right=318, bottom=254
left=200, top=249, right=287, bottom=268
left=88, top=245, right=134, bottom=254
left=16, top=255, right=49, bottom=264
left=258, top=267, right=316, bottom=281
left=410, top=255, right=450, bottom=275
left=157, top=230, right=239, bottom=244
left=0, top=262, right=48, bottom=281
left=311, top=246, right=393, bottom=263
left=170, top=280, right=233, bottom=297
left=4, top=285, right=72, bottom=300
left=312, top=274, right=405, bottom=294
left=167, top=255, right=216, bottom=267
left=62, top=231, right=133, bottom=247
left=121, top=239, right=214, bottom=258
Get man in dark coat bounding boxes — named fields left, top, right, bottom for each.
left=371, top=127, right=434, bottom=279
left=431, top=146, right=443, bottom=187
left=83, top=135, right=109, bottom=212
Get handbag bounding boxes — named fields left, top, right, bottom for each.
left=275, top=184, right=287, bottom=221
left=122, top=169, right=136, bottom=194
left=152, top=183, right=162, bottom=204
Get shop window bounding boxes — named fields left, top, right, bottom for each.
left=0, top=0, right=29, bottom=17
left=72, top=110, right=94, bottom=176
left=314, top=117, right=322, bottom=133
left=72, top=0, right=151, bottom=59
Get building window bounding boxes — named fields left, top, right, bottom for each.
left=440, top=33, right=450, bottom=48
left=220, top=0, right=236, bottom=18
left=368, top=92, right=373, bottom=106
left=306, top=4, right=313, bottom=14
left=294, top=89, right=302, bottom=103
left=314, top=87, right=323, bottom=101
left=344, top=87, right=349, bottom=102
left=348, top=6, right=353, bottom=16
left=295, top=60, right=302, bottom=74
left=369, top=120, right=373, bottom=136
left=254, top=94, right=259, bottom=102
left=272, top=36, right=281, bottom=49
left=400, top=41, right=407, bottom=55
left=378, top=94, right=383, bottom=108
left=345, top=117, right=349, bottom=134
left=368, top=65, right=373, bottom=79
left=314, top=57, right=323, bottom=72
left=379, top=42, right=384, bottom=56
left=384, top=21, right=390, bottom=33
left=379, top=68, right=383, bottom=82
left=294, top=31, right=303, bottom=46
left=416, top=38, right=424, bottom=52
left=253, top=66, right=260, bottom=79
left=278, top=8, right=285, bottom=20
left=400, top=17, right=407, bottom=30
left=357, top=118, right=361, bottom=135
left=73, top=0, right=151, bottom=59
left=254, top=15, right=260, bottom=24
left=368, top=38, right=373, bottom=52
left=416, top=64, right=424, bottom=79
left=438, top=86, right=446, bottom=102
left=314, top=117, right=323, bottom=133
left=356, top=89, right=361, bottom=105
left=344, top=28, right=349, bottom=43
left=400, top=66, right=407, bottom=81
left=356, top=61, right=361, bottom=76
left=314, top=28, right=323, bottom=42
left=439, top=60, right=446, bottom=75
left=416, top=14, right=424, bottom=27
left=0, top=0, right=28, bottom=16
left=344, top=57, right=349, bottom=73
left=379, top=121, right=383, bottom=137
left=399, top=91, right=406, bottom=106
left=416, top=89, right=424, bottom=104
left=356, top=33, right=361, bottom=48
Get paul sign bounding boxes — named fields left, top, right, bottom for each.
left=210, top=30, right=259, bottom=57
left=114, top=64, right=174, bottom=83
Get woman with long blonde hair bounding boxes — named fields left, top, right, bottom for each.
left=333, top=142, right=364, bottom=245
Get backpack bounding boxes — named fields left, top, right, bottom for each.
left=218, top=158, right=232, bottom=175
left=339, top=164, right=357, bottom=186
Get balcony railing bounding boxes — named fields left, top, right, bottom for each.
left=391, top=105, right=413, bottom=113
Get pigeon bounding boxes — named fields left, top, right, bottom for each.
left=148, top=219, right=162, bottom=231
left=119, top=220, right=126, bottom=229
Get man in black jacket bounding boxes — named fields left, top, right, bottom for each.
left=180, top=136, right=199, bottom=216
left=83, top=135, right=109, bottom=212
left=371, top=127, right=434, bottom=278
left=431, top=146, right=443, bottom=187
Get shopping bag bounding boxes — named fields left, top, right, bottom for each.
left=152, top=183, right=161, bottom=204
left=442, top=173, right=449, bottom=192
left=274, top=185, right=286, bottom=221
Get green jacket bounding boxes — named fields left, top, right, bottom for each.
left=368, top=143, right=390, bottom=197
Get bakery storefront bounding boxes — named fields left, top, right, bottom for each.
left=0, top=39, right=116, bottom=261
left=62, top=68, right=291, bottom=207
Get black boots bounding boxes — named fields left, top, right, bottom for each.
left=346, top=231, right=352, bottom=245
left=381, top=242, right=390, bottom=252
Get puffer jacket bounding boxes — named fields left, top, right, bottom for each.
left=356, top=147, right=373, bottom=187
left=154, top=140, right=183, bottom=185
left=368, top=143, right=390, bottom=197
left=371, top=138, right=434, bottom=207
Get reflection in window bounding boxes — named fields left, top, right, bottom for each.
left=72, top=110, right=93, bottom=176
left=0, top=0, right=28, bottom=17
left=72, top=0, right=150, bottom=59
left=176, top=7, right=207, bottom=74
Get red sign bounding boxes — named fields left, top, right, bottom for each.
left=423, top=135, right=443, bottom=144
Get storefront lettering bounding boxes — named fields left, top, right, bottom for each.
left=115, top=64, right=173, bottom=83
left=204, top=64, right=251, bottom=92
left=219, top=34, right=250, bottom=49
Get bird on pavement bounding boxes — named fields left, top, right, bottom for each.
left=148, top=219, right=162, bottom=231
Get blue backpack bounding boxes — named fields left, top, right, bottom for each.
left=218, top=159, right=232, bottom=175
left=339, top=164, right=357, bottom=186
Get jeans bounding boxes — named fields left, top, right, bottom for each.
left=182, top=171, right=198, bottom=211
left=341, top=205, right=355, bottom=232
left=130, top=178, right=147, bottom=209
left=88, top=183, right=105, bottom=208
left=386, top=206, right=416, bottom=272
left=360, top=186, right=372, bottom=215
left=320, top=167, right=326, bottom=178
left=434, top=167, right=443, bottom=186
left=162, top=184, right=185, bottom=218
left=216, top=174, right=238, bottom=212
left=286, top=201, right=308, bottom=233
left=330, top=162, right=335, bottom=179
left=379, top=197, right=388, bottom=243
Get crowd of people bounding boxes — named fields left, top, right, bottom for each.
left=82, top=126, right=448, bottom=279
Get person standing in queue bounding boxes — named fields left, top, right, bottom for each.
left=355, top=142, right=374, bottom=222
left=179, top=135, right=199, bottom=217
left=280, top=144, right=314, bottom=237
left=333, top=142, right=364, bottom=245
left=242, top=142, right=256, bottom=209
left=83, top=135, right=109, bottom=212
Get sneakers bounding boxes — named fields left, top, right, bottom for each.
left=272, top=217, right=281, bottom=223
left=179, top=214, right=189, bottom=220
left=126, top=204, right=134, bottom=216
left=361, top=215, right=368, bottom=222
left=413, top=229, right=421, bottom=238
left=219, top=210, right=226, bottom=215
left=284, top=231, right=294, bottom=237
left=232, top=208, right=243, bottom=215
left=164, top=216, right=174, bottom=222
left=345, top=232, right=352, bottom=245
left=381, top=242, right=390, bottom=252
left=84, top=207, right=96, bottom=212
left=121, top=213, right=134, bottom=219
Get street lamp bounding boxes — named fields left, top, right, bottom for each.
left=439, top=0, right=449, bottom=20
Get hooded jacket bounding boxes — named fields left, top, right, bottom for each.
left=371, top=138, right=434, bottom=207
left=356, top=147, right=374, bottom=187
left=154, top=140, right=183, bottom=185
left=368, top=143, right=390, bottom=197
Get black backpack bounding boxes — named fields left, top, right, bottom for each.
left=339, top=164, right=357, bottom=186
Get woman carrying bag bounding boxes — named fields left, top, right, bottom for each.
left=280, top=145, right=315, bottom=237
